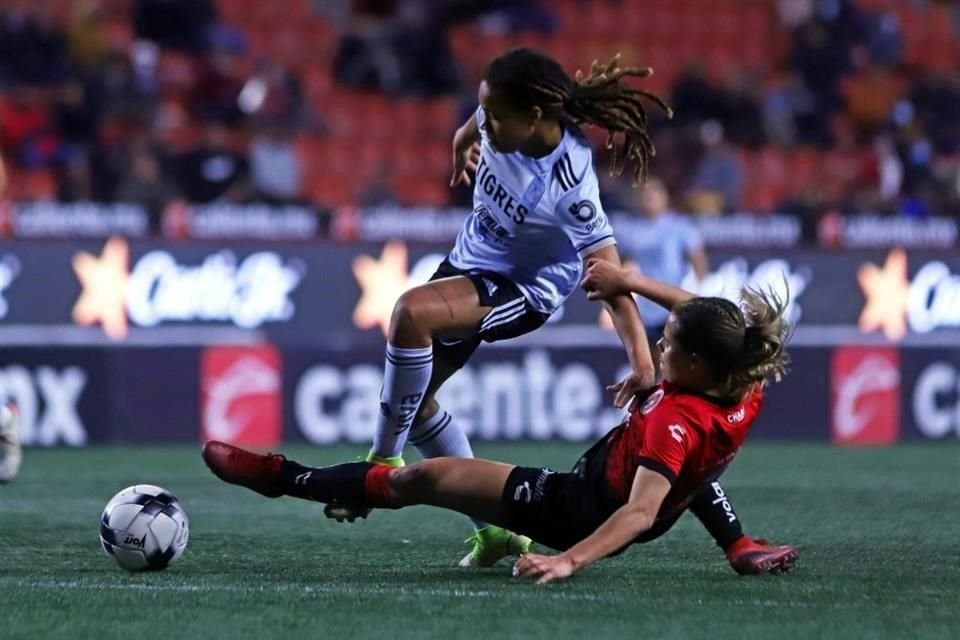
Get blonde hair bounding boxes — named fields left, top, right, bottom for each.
left=734, top=285, right=792, bottom=390
left=672, top=285, right=791, bottom=395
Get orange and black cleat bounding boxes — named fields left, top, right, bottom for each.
left=726, top=536, right=799, bottom=575
left=202, top=441, right=286, bottom=498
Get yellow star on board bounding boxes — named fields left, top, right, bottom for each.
left=857, top=248, right=910, bottom=341
left=72, top=236, right=130, bottom=340
left=352, top=240, right=410, bottom=336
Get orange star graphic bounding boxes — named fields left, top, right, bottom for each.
left=352, top=241, right=410, bottom=335
left=857, top=249, right=910, bottom=341
left=72, top=236, right=130, bottom=340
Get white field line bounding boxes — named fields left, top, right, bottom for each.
left=0, top=577, right=883, bottom=609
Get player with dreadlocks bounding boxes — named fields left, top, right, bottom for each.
left=315, top=48, right=792, bottom=573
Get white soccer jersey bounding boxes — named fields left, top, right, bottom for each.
left=448, top=107, right=617, bottom=314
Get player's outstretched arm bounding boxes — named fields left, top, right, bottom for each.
left=450, top=112, right=481, bottom=187
left=582, top=245, right=656, bottom=406
left=581, top=258, right=696, bottom=311
left=514, top=467, right=671, bottom=584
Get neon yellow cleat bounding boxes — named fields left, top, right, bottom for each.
left=322, top=452, right=404, bottom=523
left=458, top=525, right=532, bottom=568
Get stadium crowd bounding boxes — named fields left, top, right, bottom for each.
left=0, top=0, right=958, bottom=232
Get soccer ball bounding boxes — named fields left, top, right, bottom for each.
left=99, top=485, right=189, bottom=571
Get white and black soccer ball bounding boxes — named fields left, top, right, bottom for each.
left=99, top=485, right=189, bottom=571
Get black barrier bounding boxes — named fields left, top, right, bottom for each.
left=901, top=348, right=960, bottom=441
left=1, top=238, right=960, bottom=346
left=5, top=343, right=949, bottom=447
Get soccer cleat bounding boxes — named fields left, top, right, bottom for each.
left=726, top=536, right=799, bottom=575
left=458, top=525, right=532, bottom=568
left=0, top=403, right=21, bottom=483
left=323, top=452, right=404, bottom=523
left=201, top=441, right=286, bottom=498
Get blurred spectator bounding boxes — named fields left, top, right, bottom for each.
left=99, top=50, right=156, bottom=120
left=864, top=5, right=903, bottom=66
left=191, top=51, right=245, bottom=126
left=357, top=162, right=398, bottom=206
left=116, top=143, right=179, bottom=231
left=333, top=0, right=459, bottom=97
left=0, top=89, right=60, bottom=168
left=690, top=121, right=744, bottom=213
left=66, top=0, right=109, bottom=71
left=55, top=153, right=94, bottom=202
left=174, top=123, right=249, bottom=203
left=909, top=72, right=960, bottom=154
left=239, top=60, right=306, bottom=128
left=615, top=177, right=708, bottom=346
left=249, top=127, right=302, bottom=204
left=670, top=65, right=725, bottom=129
left=133, top=0, right=217, bottom=53
left=0, top=4, right=70, bottom=87
left=842, top=66, right=903, bottom=137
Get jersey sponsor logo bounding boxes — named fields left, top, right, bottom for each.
left=668, top=423, right=686, bottom=443
left=640, top=389, right=664, bottom=414
left=727, top=407, right=746, bottom=423
left=568, top=200, right=597, bottom=223
left=830, top=346, right=900, bottom=445
left=201, top=345, right=282, bottom=447
left=709, top=481, right=737, bottom=523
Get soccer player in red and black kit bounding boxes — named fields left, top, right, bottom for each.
left=203, top=262, right=798, bottom=583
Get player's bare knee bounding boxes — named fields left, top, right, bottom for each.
left=388, top=292, right=429, bottom=345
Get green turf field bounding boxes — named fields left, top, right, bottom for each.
left=2, top=442, right=958, bottom=640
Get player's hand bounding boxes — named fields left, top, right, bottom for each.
left=513, top=553, right=576, bottom=585
left=607, top=369, right=656, bottom=410
left=581, top=259, right=634, bottom=300
left=450, top=141, right=481, bottom=187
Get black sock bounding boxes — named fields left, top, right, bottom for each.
left=279, top=461, right=373, bottom=504
left=689, top=481, right=744, bottom=551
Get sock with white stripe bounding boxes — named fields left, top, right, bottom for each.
left=409, top=408, right=487, bottom=531
left=371, top=343, right=433, bottom=459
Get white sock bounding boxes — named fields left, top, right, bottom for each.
left=371, top=343, right=433, bottom=458
left=410, top=408, right=487, bottom=531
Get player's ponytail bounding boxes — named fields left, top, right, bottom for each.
left=672, top=285, right=791, bottom=397
left=732, top=286, right=791, bottom=390
left=483, top=48, right=671, bottom=186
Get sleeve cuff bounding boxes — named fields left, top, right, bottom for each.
left=635, top=456, right=677, bottom=485
left=576, top=235, right=617, bottom=258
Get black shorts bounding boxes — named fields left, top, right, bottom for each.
left=428, top=259, right=551, bottom=371
left=501, top=466, right=685, bottom=552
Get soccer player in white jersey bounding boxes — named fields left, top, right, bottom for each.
left=329, top=49, right=770, bottom=570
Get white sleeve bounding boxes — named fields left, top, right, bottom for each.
left=555, top=167, right=616, bottom=259
left=475, top=106, right=489, bottom=144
